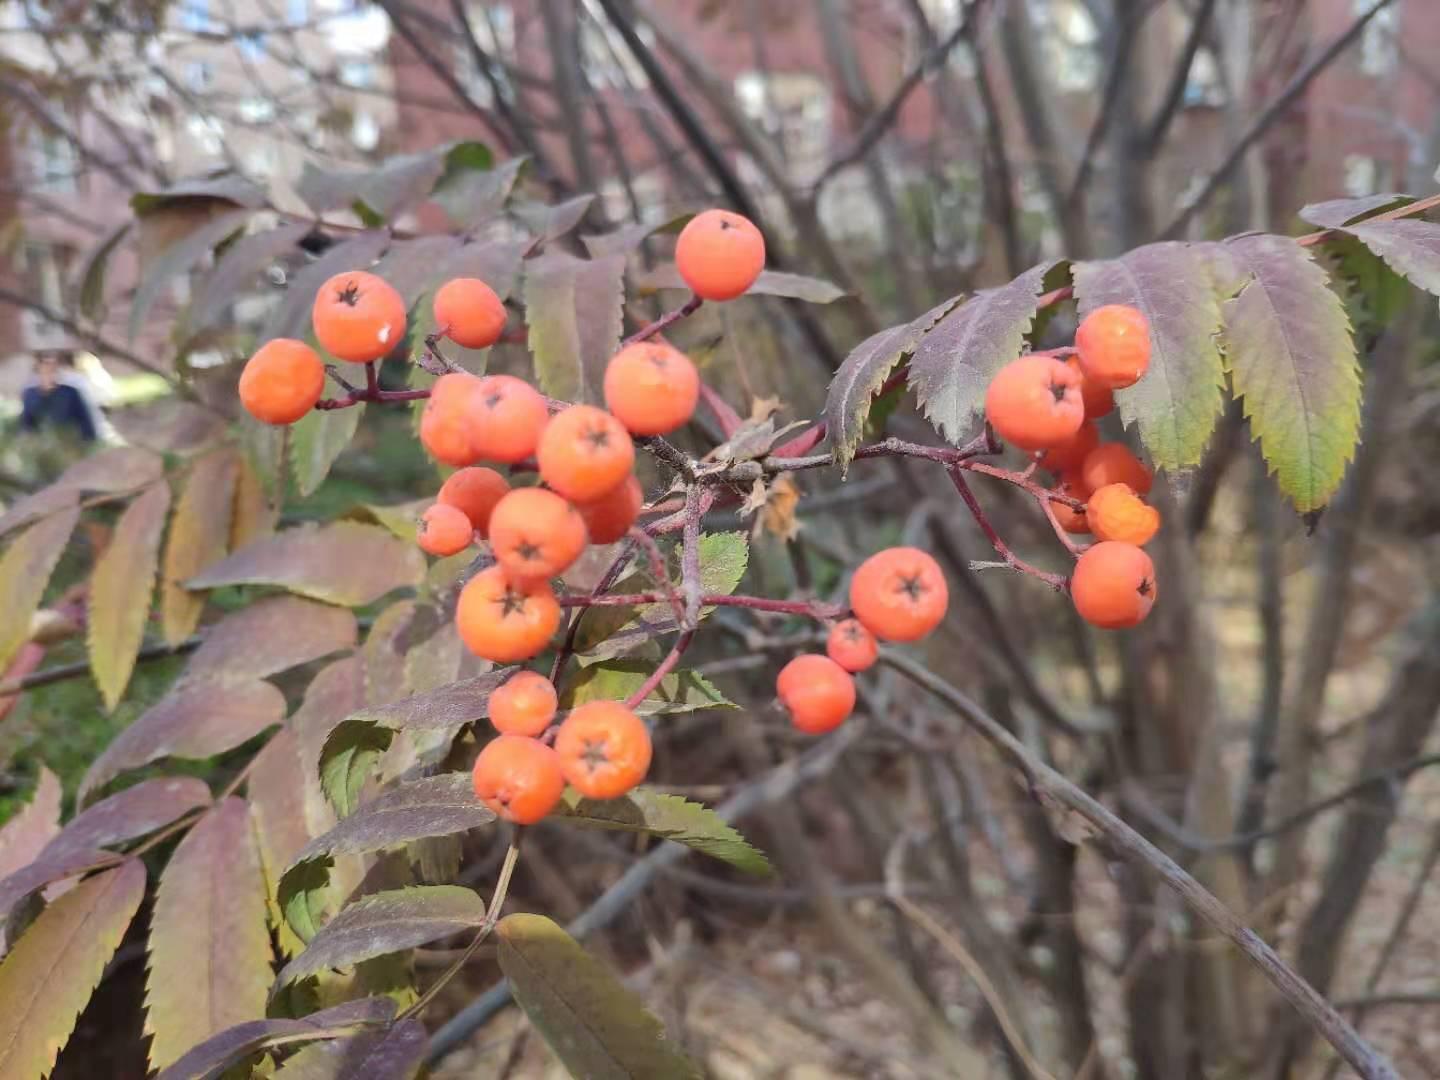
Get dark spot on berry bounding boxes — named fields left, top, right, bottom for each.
left=646, top=349, right=669, bottom=369
left=843, top=624, right=863, bottom=642
left=895, top=573, right=928, bottom=603
left=515, top=540, right=543, bottom=562
left=1137, top=577, right=1153, bottom=598
left=719, top=218, right=736, bottom=231
left=498, top=588, right=529, bottom=618
left=484, top=391, right=504, bottom=409
left=336, top=281, right=361, bottom=306
left=580, top=737, right=609, bottom=772
left=582, top=424, right=612, bottom=451
left=1048, top=380, right=1069, bottom=405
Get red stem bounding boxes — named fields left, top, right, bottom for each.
left=947, top=466, right=1069, bottom=592
left=558, top=590, right=845, bottom=620
left=620, top=294, right=703, bottom=349
left=624, top=630, right=694, bottom=709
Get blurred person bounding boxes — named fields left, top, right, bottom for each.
left=20, top=350, right=97, bottom=442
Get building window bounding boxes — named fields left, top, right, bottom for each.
left=1182, top=46, right=1224, bottom=108
left=186, top=60, right=214, bottom=91
left=244, top=141, right=279, bottom=179
left=238, top=31, right=266, bottom=61
left=1343, top=155, right=1391, bottom=197
left=287, top=0, right=309, bottom=23
left=908, top=0, right=977, bottom=78
left=1035, top=0, right=1100, bottom=93
left=185, top=114, right=225, bottom=157
left=18, top=243, right=73, bottom=345
left=454, top=3, right=514, bottom=107
left=339, top=58, right=375, bottom=88
left=351, top=110, right=380, bottom=151
left=579, top=0, right=651, bottom=89
left=734, top=72, right=832, bottom=186
left=179, top=1, right=210, bottom=32
left=27, top=126, right=79, bottom=194
left=238, top=97, right=276, bottom=123
left=1356, top=2, right=1397, bottom=78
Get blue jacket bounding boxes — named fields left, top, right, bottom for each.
left=20, top=384, right=97, bottom=441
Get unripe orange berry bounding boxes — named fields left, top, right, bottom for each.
left=849, top=547, right=949, bottom=642
left=776, top=654, right=855, bottom=734
left=421, top=372, right=486, bottom=467
left=433, top=277, right=506, bottom=349
left=417, top=503, right=474, bottom=557
left=1050, top=475, right=1091, bottom=534
left=984, top=356, right=1085, bottom=451
left=675, top=209, right=766, bottom=301
left=456, top=565, right=561, bottom=663
left=312, top=270, right=406, bottom=364
left=438, top=467, right=510, bottom=537
left=1080, top=443, right=1153, bottom=495
left=488, top=670, right=558, bottom=737
left=1071, top=541, right=1157, bottom=629
left=471, top=734, right=565, bottom=824
left=488, top=487, right=588, bottom=583
left=576, top=474, right=643, bottom=545
left=604, top=342, right=700, bottom=436
left=1075, top=305, right=1150, bottom=389
left=1038, top=419, right=1099, bottom=476
left=537, top=405, right=635, bottom=503
left=826, top=619, right=878, bottom=673
left=555, top=701, right=652, bottom=800
left=239, top=339, right=325, bottom=425
left=1065, top=356, right=1114, bottom=419
left=469, top=375, right=550, bottom=465
left=1086, top=483, right=1160, bottom=546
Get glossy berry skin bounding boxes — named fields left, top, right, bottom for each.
left=417, top=503, right=474, bottom=557
left=437, top=467, right=510, bottom=537
left=487, top=487, right=588, bottom=583
left=1066, top=356, right=1114, bottom=419
left=433, top=277, right=506, bottom=349
left=1050, top=476, right=1091, bottom=534
left=555, top=701, right=652, bottom=800
left=1087, top=483, right=1159, bottom=546
left=239, top=339, right=325, bottom=425
left=675, top=209, right=766, bottom=301
left=312, top=270, right=406, bottom=364
left=826, top=619, right=878, bottom=673
left=489, top=671, right=558, bottom=737
left=984, top=356, right=1086, bottom=451
left=1038, top=419, right=1099, bottom=476
left=1076, top=305, right=1151, bottom=389
left=421, top=373, right=486, bottom=467
left=471, top=735, right=565, bottom=824
left=1071, top=541, right=1157, bottom=629
left=456, top=566, right=561, bottom=663
left=776, top=654, right=855, bottom=734
left=1081, top=443, right=1153, bottom=496
left=469, top=375, right=550, bottom=465
left=537, top=405, right=635, bottom=503
left=576, top=474, right=643, bottom=544
left=849, top=547, right=949, bottom=642
left=604, top=342, right=700, bottom=436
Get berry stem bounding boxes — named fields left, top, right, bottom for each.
left=947, top=466, right=1069, bottom=592
left=365, top=361, right=380, bottom=397
left=624, top=629, right=695, bottom=709
left=1036, top=491, right=1089, bottom=557
left=620, top=293, right=703, bottom=349
left=314, top=388, right=433, bottom=409
left=629, top=526, right=686, bottom=628
left=557, top=590, right=846, bottom=619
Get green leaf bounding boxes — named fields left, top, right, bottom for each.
left=0, top=860, right=147, bottom=1080
left=824, top=297, right=961, bottom=469
left=561, top=660, right=736, bottom=716
left=145, top=798, right=273, bottom=1070
left=524, top=251, right=626, bottom=403
left=161, top=449, right=239, bottom=646
left=433, top=155, right=527, bottom=227
left=348, top=498, right=429, bottom=543
left=318, top=721, right=395, bottom=822
left=249, top=730, right=315, bottom=957
left=1074, top=242, right=1228, bottom=472
left=88, top=482, right=170, bottom=710
left=298, top=142, right=488, bottom=223
left=291, top=395, right=364, bottom=498
left=1220, top=234, right=1360, bottom=512
left=270, top=1018, right=426, bottom=1080
left=554, top=788, right=771, bottom=876
left=515, top=194, right=596, bottom=244
left=909, top=261, right=1060, bottom=442
left=1329, top=218, right=1440, bottom=298
left=497, top=913, right=703, bottom=1078
left=275, top=886, right=486, bottom=991
left=0, top=504, right=80, bottom=669
left=188, top=522, right=426, bottom=608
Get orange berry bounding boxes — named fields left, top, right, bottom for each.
left=488, top=487, right=588, bottom=583
left=1071, top=541, right=1157, bottom=629
left=537, top=405, right=635, bottom=503
left=469, top=375, right=550, bottom=465
left=776, top=654, right=855, bottom=734
left=576, top=474, right=643, bottom=545
left=826, top=619, right=878, bottom=673
left=984, top=356, right=1085, bottom=451
left=1038, top=419, right=1099, bottom=475
left=554, top=701, right=652, bottom=800
left=238, top=339, right=325, bottom=425
left=603, top=342, right=700, bottom=436
left=1050, top=475, right=1091, bottom=534
left=438, top=467, right=510, bottom=537
left=849, top=547, right=948, bottom=642
left=312, top=270, right=406, bottom=364
left=471, top=734, right=565, bottom=824
left=488, top=671, right=558, bottom=737
left=1086, top=483, right=1160, bottom=546
left=1080, top=443, right=1153, bottom=495
left=675, top=209, right=766, bottom=301
left=433, top=277, right=506, bottom=349
left=1066, top=356, right=1114, bottom=419
left=456, top=565, right=561, bottom=663
left=417, top=503, right=474, bottom=557
left=421, top=372, right=486, bottom=467
left=1075, top=305, right=1150, bottom=389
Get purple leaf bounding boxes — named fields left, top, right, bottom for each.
left=185, top=596, right=358, bottom=682
left=0, top=504, right=81, bottom=668
left=0, top=768, right=61, bottom=882
left=524, top=251, right=625, bottom=403
left=187, top=222, right=313, bottom=336
left=272, top=1017, right=426, bottom=1079
left=1298, top=194, right=1412, bottom=230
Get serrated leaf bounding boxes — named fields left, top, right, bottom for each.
left=131, top=206, right=252, bottom=340
left=290, top=395, right=364, bottom=498
left=0, top=769, right=61, bottom=882
left=1074, top=242, right=1227, bottom=471
left=1299, top=194, right=1412, bottom=229
left=188, top=522, right=425, bottom=607
left=1331, top=218, right=1440, bottom=297
left=161, top=451, right=238, bottom=646
left=1220, top=234, right=1360, bottom=511
left=0, top=505, right=80, bottom=669
left=40, top=778, right=212, bottom=867
left=186, top=222, right=312, bottom=338
left=825, top=297, right=959, bottom=468
left=581, top=213, right=692, bottom=260
left=515, top=194, right=595, bottom=244
left=0, top=860, right=147, bottom=1080
left=0, top=487, right=78, bottom=541
left=293, top=658, right=366, bottom=839
left=637, top=264, right=844, bottom=303
left=77, top=221, right=131, bottom=322
left=89, top=482, right=170, bottom=709
left=109, top=400, right=228, bottom=457
left=497, top=913, right=703, bottom=1078
left=131, top=174, right=267, bottom=216
left=264, top=231, right=390, bottom=342
left=434, top=155, right=527, bottom=226
left=231, top=453, right=276, bottom=550
left=146, top=798, right=273, bottom=1070
left=270, top=1018, right=426, bottom=1080
left=59, top=447, right=166, bottom=494
left=524, top=251, right=626, bottom=403
left=910, top=262, right=1058, bottom=441
left=185, top=595, right=357, bottom=682
left=275, top=886, right=485, bottom=990
left=561, top=660, right=736, bottom=716
left=318, top=722, right=394, bottom=822
left=362, top=600, right=418, bottom=708
left=153, top=998, right=395, bottom=1080
left=554, top=788, right=771, bottom=876
left=298, top=141, right=488, bottom=223
left=79, top=679, right=285, bottom=802
left=249, top=731, right=313, bottom=957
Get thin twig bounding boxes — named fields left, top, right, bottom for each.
left=948, top=467, right=1069, bottom=591
left=620, top=295, right=702, bottom=348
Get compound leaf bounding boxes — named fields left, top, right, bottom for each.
left=554, top=788, right=770, bottom=876
left=185, top=595, right=357, bottom=683
left=561, top=660, right=735, bottom=716
left=89, top=482, right=170, bottom=710
left=290, top=396, right=365, bottom=498
left=524, top=251, right=626, bottom=404
left=1332, top=218, right=1440, bottom=298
